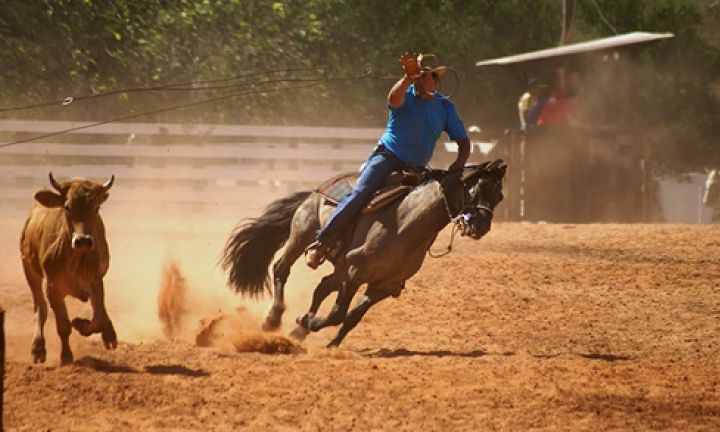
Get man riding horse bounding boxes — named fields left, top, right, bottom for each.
left=221, top=53, right=506, bottom=345
left=305, top=52, right=472, bottom=268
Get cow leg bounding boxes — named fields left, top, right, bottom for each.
left=71, top=279, right=117, bottom=350
left=263, top=233, right=311, bottom=331
left=47, top=293, right=73, bottom=365
left=327, top=287, right=390, bottom=348
left=23, top=262, right=47, bottom=363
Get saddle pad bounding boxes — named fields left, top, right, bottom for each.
left=361, top=185, right=413, bottom=214
left=314, top=172, right=414, bottom=214
left=315, top=172, right=359, bottom=204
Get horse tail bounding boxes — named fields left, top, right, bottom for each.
left=221, top=190, right=312, bottom=298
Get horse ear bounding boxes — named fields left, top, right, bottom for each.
left=499, top=163, right=508, bottom=177
left=486, top=159, right=502, bottom=171
left=461, top=162, right=486, bottom=183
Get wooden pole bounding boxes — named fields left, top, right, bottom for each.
left=1, top=307, right=4, bottom=432
left=560, top=0, right=576, bottom=46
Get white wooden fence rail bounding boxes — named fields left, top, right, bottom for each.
left=0, top=120, right=385, bottom=215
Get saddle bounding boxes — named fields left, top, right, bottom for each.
left=314, top=169, right=424, bottom=214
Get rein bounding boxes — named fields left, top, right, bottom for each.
left=427, top=222, right=460, bottom=258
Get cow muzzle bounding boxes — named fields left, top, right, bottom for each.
left=72, top=233, right=95, bottom=249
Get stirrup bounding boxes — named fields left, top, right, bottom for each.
left=304, top=241, right=327, bottom=269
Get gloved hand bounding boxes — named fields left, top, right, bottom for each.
left=399, top=52, right=421, bottom=79
left=448, top=160, right=465, bottom=172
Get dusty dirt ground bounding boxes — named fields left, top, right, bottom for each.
left=1, top=212, right=719, bottom=431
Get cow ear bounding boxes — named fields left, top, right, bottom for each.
left=97, top=192, right=110, bottom=205
left=34, top=190, right=64, bottom=208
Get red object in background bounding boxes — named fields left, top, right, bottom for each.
left=536, top=88, right=578, bottom=127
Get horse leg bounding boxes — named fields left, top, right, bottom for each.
left=262, top=266, right=289, bottom=331
left=292, top=273, right=341, bottom=339
left=263, top=199, right=319, bottom=331
left=262, top=235, right=311, bottom=331
left=327, top=287, right=390, bottom=348
left=306, top=279, right=359, bottom=332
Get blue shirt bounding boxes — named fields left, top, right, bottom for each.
left=379, top=85, right=468, bottom=167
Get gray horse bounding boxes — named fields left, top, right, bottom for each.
left=221, top=160, right=506, bottom=346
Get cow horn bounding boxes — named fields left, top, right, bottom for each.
left=102, top=174, right=115, bottom=191
left=48, top=172, right=62, bottom=192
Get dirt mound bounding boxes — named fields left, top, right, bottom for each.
left=194, top=307, right=304, bottom=354
left=157, top=261, right=301, bottom=354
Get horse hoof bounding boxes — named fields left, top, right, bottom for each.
left=296, top=313, right=314, bottom=330
left=262, top=317, right=281, bottom=332
left=288, top=325, right=310, bottom=341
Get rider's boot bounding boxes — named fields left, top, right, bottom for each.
left=305, top=240, right=327, bottom=269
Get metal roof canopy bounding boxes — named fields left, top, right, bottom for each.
left=475, top=31, right=674, bottom=67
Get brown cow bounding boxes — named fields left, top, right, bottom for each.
left=20, top=173, right=118, bottom=365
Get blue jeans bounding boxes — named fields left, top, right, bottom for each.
left=317, top=146, right=408, bottom=243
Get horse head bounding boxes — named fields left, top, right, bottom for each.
left=453, top=159, right=506, bottom=239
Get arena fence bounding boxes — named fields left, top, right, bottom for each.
left=0, top=120, right=493, bottom=220
left=0, top=120, right=386, bottom=217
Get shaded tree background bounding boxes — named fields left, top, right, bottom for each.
left=0, top=0, right=718, bottom=172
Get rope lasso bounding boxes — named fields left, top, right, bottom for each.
left=427, top=174, right=465, bottom=258
left=0, top=67, right=366, bottom=148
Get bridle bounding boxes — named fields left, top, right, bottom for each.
left=428, top=168, right=500, bottom=257
left=437, top=168, right=498, bottom=220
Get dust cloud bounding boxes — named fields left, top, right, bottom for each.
left=157, top=261, right=189, bottom=339
left=1, top=182, right=343, bottom=363
left=158, top=260, right=305, bottom=354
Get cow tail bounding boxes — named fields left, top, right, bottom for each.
left=220, top=190, right=312, bottom=298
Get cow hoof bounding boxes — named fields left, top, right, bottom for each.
left=60, top=350, right=74, bottom=366
left=71, top=318, right=93, bottom=336
left=102, top=326, right=118, bottom=350
left=288, top=325, right=310, bottom=341
left=32, top=338, right=47, bottom=364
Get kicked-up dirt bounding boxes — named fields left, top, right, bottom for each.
left=1, top=217, right=719, bottom=431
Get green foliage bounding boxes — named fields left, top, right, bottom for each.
left=0, top=0, right=717, bottom=171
